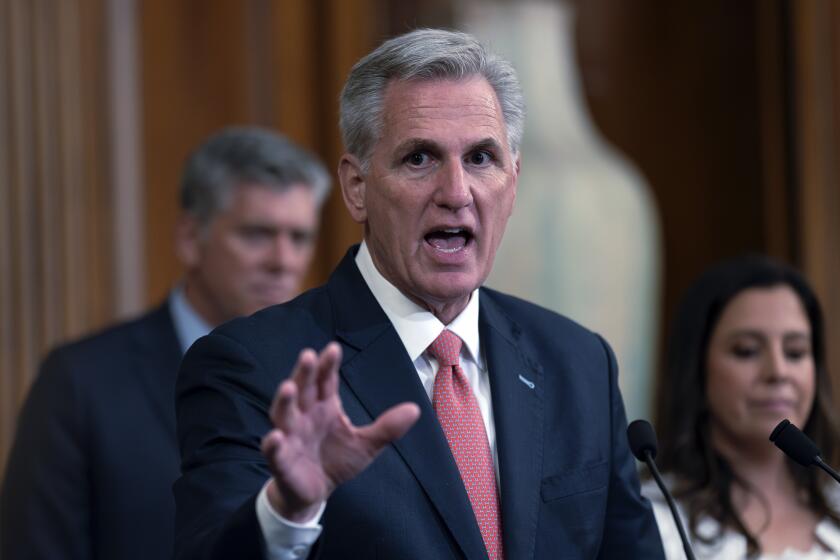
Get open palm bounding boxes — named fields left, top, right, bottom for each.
left=261, top=342, right=420, bottom=522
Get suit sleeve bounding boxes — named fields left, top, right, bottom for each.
left=595, top=335, right=666, bottom=559
left=174, top=331, right=281, bottom=560
left=0, top=351, right=92, bottom=560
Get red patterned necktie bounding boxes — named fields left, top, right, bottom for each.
left=428, top=329, right=503, bottom=560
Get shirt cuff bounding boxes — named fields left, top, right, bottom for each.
left=255, top=479, right=325, bottom=560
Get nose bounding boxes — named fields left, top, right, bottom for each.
left=762, top=344, right=789, bottom=383
left=266, top=233, right=295, bottom=271
left=433, top=160, right=473, bottom=210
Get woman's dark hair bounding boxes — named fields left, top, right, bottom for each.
left=654, top=254, right=840, bottom=556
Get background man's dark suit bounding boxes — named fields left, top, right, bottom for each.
left=175, top=246, right=664, bottom=559
left=1, top=304, right=182, bottom=560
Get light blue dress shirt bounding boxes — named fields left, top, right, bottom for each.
left=168, top=285, right=213, bottom=355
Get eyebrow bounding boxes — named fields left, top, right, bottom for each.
left=392, top=139, right=441, bottom=161
left=391, top=136, right=504, bottom=163
left=236, top=223, right=316, bottom=235
left=725, top=329, right=811, bottom=341
left=469, top=137, right=504, bottom=154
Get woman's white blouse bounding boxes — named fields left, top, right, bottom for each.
left=641, top=479, right=840, bottom=559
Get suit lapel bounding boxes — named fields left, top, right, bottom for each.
left=480, top=291, right=544, bottom=560
left=131, top=302, right=184, bottom=444
left=328, top=248, right=489, bottom=560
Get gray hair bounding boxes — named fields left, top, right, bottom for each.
left=180, top=126, right=331, bottom=225
left=340, top=28, right=525, bottom=169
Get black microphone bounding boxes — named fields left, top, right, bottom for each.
left=627, top=419, right=697, bottom=560
left=770, top=419, right=840, bottom=484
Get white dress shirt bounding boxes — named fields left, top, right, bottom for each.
left=256, top=241, right=498, bottom=560
left=642, top=479, right=840, bottom=559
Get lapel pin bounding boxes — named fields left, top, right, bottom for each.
left=517, top=374, right=535, bottom=389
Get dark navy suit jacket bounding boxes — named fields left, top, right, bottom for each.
left=174, top=247, right=664, bottom=559
left=1, top=303, right=183, bottom=560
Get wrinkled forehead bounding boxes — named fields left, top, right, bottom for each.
left=377, top=76, right=508, bottom=148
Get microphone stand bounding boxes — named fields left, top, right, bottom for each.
left=770, top=419, right=840, bottom=486
left=814, top=456, right=840, bottom=485
left=643, top=449, right=697, bottom=560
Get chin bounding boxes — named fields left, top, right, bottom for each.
left=423, top=277, right=481, bottom=302
left=237, top=301, right=272, bottom=317
left=258, top=298, right=290, bottom=311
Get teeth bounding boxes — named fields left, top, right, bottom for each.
left=442, top=228, right=463, bottom=233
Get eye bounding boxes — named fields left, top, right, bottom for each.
left=288, top=228, right=315, bottom=248
left=237, top=226, right=276, bottom=246
left=784, top=346, right=811, bottom=361
left=405, top=151, right=432, bottom=168
left=731, top=344, right=759, bottom=359
left=467, top=150, right=494, bottom=166
left=239, top=227, right=270, bottom=241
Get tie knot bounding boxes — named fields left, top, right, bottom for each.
left=428, top=329, right=462, bottom=367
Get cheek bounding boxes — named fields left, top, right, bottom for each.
left=288, top=246, right=316, bottom=269
left=797, top=364, right=817, bottom=412
left=707, top=387, right=737, bottom=421
left=705, top=361, right=746, bottom=416
left=199, top=241, right=233, bottom=272
left=481, top=187, right=516, bottom=234
left=219, top=243, right=266, bottom=274
left=706, top=384, right=746, bottom=438
left=367, top=195, right=402, bottom=232
left=370, top=206, right=419, bottom=251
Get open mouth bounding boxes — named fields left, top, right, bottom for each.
left=424, top=227, right=473, bottom=253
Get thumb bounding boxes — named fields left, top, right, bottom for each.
left=359, top=402, right=421, bottom=449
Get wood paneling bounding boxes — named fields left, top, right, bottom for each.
left=271, top=1, right=320, bottom=149
left=138, top=0, right=380, bottom=301
left=140, top=0, right=257, bottom=305
left=303, top=0, right=377, bottom=281
left=0, top=0, right=17, bottom=472
left=576, top=1, right=768, bottom=338
left=575, top=0, right=840, bottom=407
left=0, top=0, right=114, bottom=469
left=6, top=0, right=840, bottom=477
left=0, top=0, right=391, bottom=484
left=791, top=0, right=840, bottom=403
left=757, top=0, right=796, bottom=262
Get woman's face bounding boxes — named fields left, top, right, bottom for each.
left=705, top=285, right=816, bottom=453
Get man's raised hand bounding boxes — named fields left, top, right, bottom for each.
left=261, top=342, right=420, bottom=522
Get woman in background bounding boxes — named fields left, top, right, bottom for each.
left=646, top=255, right=840, bottom=558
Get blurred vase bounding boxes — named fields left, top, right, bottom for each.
left=459, top=0, right=662, bottom=422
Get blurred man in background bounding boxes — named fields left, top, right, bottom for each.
left=0, top=126, right=331, bottom=560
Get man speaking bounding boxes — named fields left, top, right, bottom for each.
left=174, top=29, right=664, bottom=560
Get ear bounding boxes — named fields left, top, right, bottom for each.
left=174, top=213, right=202, bottom=269
left=338, top=153, right=368, bottom=224
left=509, top=154, right=521, bottom=212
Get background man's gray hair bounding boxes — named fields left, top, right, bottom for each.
left=180, top=126, right=331, bottom=225
left=339, top=28, right=525, bottom=169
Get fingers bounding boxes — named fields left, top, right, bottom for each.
left=261, top=429, right=290, bottom=483
left=294, top=349, right=319, bottom=412
left=358, top=402, right=421, bottom=449
left=270, top=343, right=343, bottom=426
left=261, top=429, right=284, bottom=462
left=269, top=379, right=299, bottom=429
left=316, top=342, right=342, bottom=400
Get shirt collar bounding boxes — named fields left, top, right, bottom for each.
left=354, top=241, right=482, bottom=366
left=169, top=285, right=214, bottom=354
